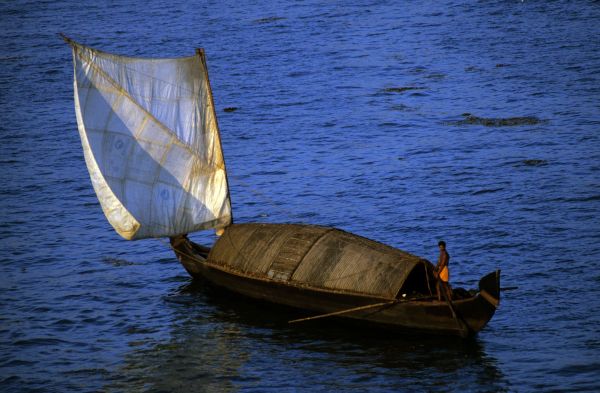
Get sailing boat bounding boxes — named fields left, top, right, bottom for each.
left=64, top=36, right=500, bottom=337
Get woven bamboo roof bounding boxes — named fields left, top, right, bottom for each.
left=208, top=223, right=427, bottom=298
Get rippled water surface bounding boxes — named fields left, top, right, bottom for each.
left=1, top=1, right=599, bottom=392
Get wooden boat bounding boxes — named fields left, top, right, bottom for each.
left=64, top=36, right=500, bottom=338
left=170, top=223, right=499, bottom=337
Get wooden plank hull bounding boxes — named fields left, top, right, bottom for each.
left=172, top=236, right=500, bottom=337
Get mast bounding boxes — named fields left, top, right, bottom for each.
left=196, top=48, right=234, bottom=226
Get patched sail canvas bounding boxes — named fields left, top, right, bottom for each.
left=68, top=40, right=232, bottom=240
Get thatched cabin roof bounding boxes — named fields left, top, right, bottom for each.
left=208, top=223, right=429, bottom=299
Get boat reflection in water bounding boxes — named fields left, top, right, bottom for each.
left=105, top=280, right=508, bottom=392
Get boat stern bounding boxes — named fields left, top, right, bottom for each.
left=454, top=270, right=500, bottom=335
left=478, top=270, right=501, bottom=308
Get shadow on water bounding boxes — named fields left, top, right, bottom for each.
left=446, top=113, right=547, bottom=127
left=380, top=86, right=427, bottom=94
left=106, top=279, right=509, bottom=392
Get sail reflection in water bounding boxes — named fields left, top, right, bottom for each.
left=68, top=39, right=231, bottom=240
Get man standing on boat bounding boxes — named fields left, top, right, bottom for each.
left=435, top=241, right=452, bottom=301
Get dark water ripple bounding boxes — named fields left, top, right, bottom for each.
left=1, top=0, right=600, bottom=392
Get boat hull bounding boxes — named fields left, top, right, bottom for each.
left=171, top=236, right=500, bottom=337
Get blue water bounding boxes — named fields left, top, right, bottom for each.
left=1, top=1, right=599, bottom=391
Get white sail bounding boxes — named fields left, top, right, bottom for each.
left=68, top=41, right=232, bottom=240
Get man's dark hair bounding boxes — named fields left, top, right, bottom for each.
left=438, top=240, right=446, bottom=247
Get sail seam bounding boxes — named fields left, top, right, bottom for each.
left=73, top=44, right=212, bottom=167
left=73, top=49, right=140, bottom=238
left=70, top=42, right=231, bottom=238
